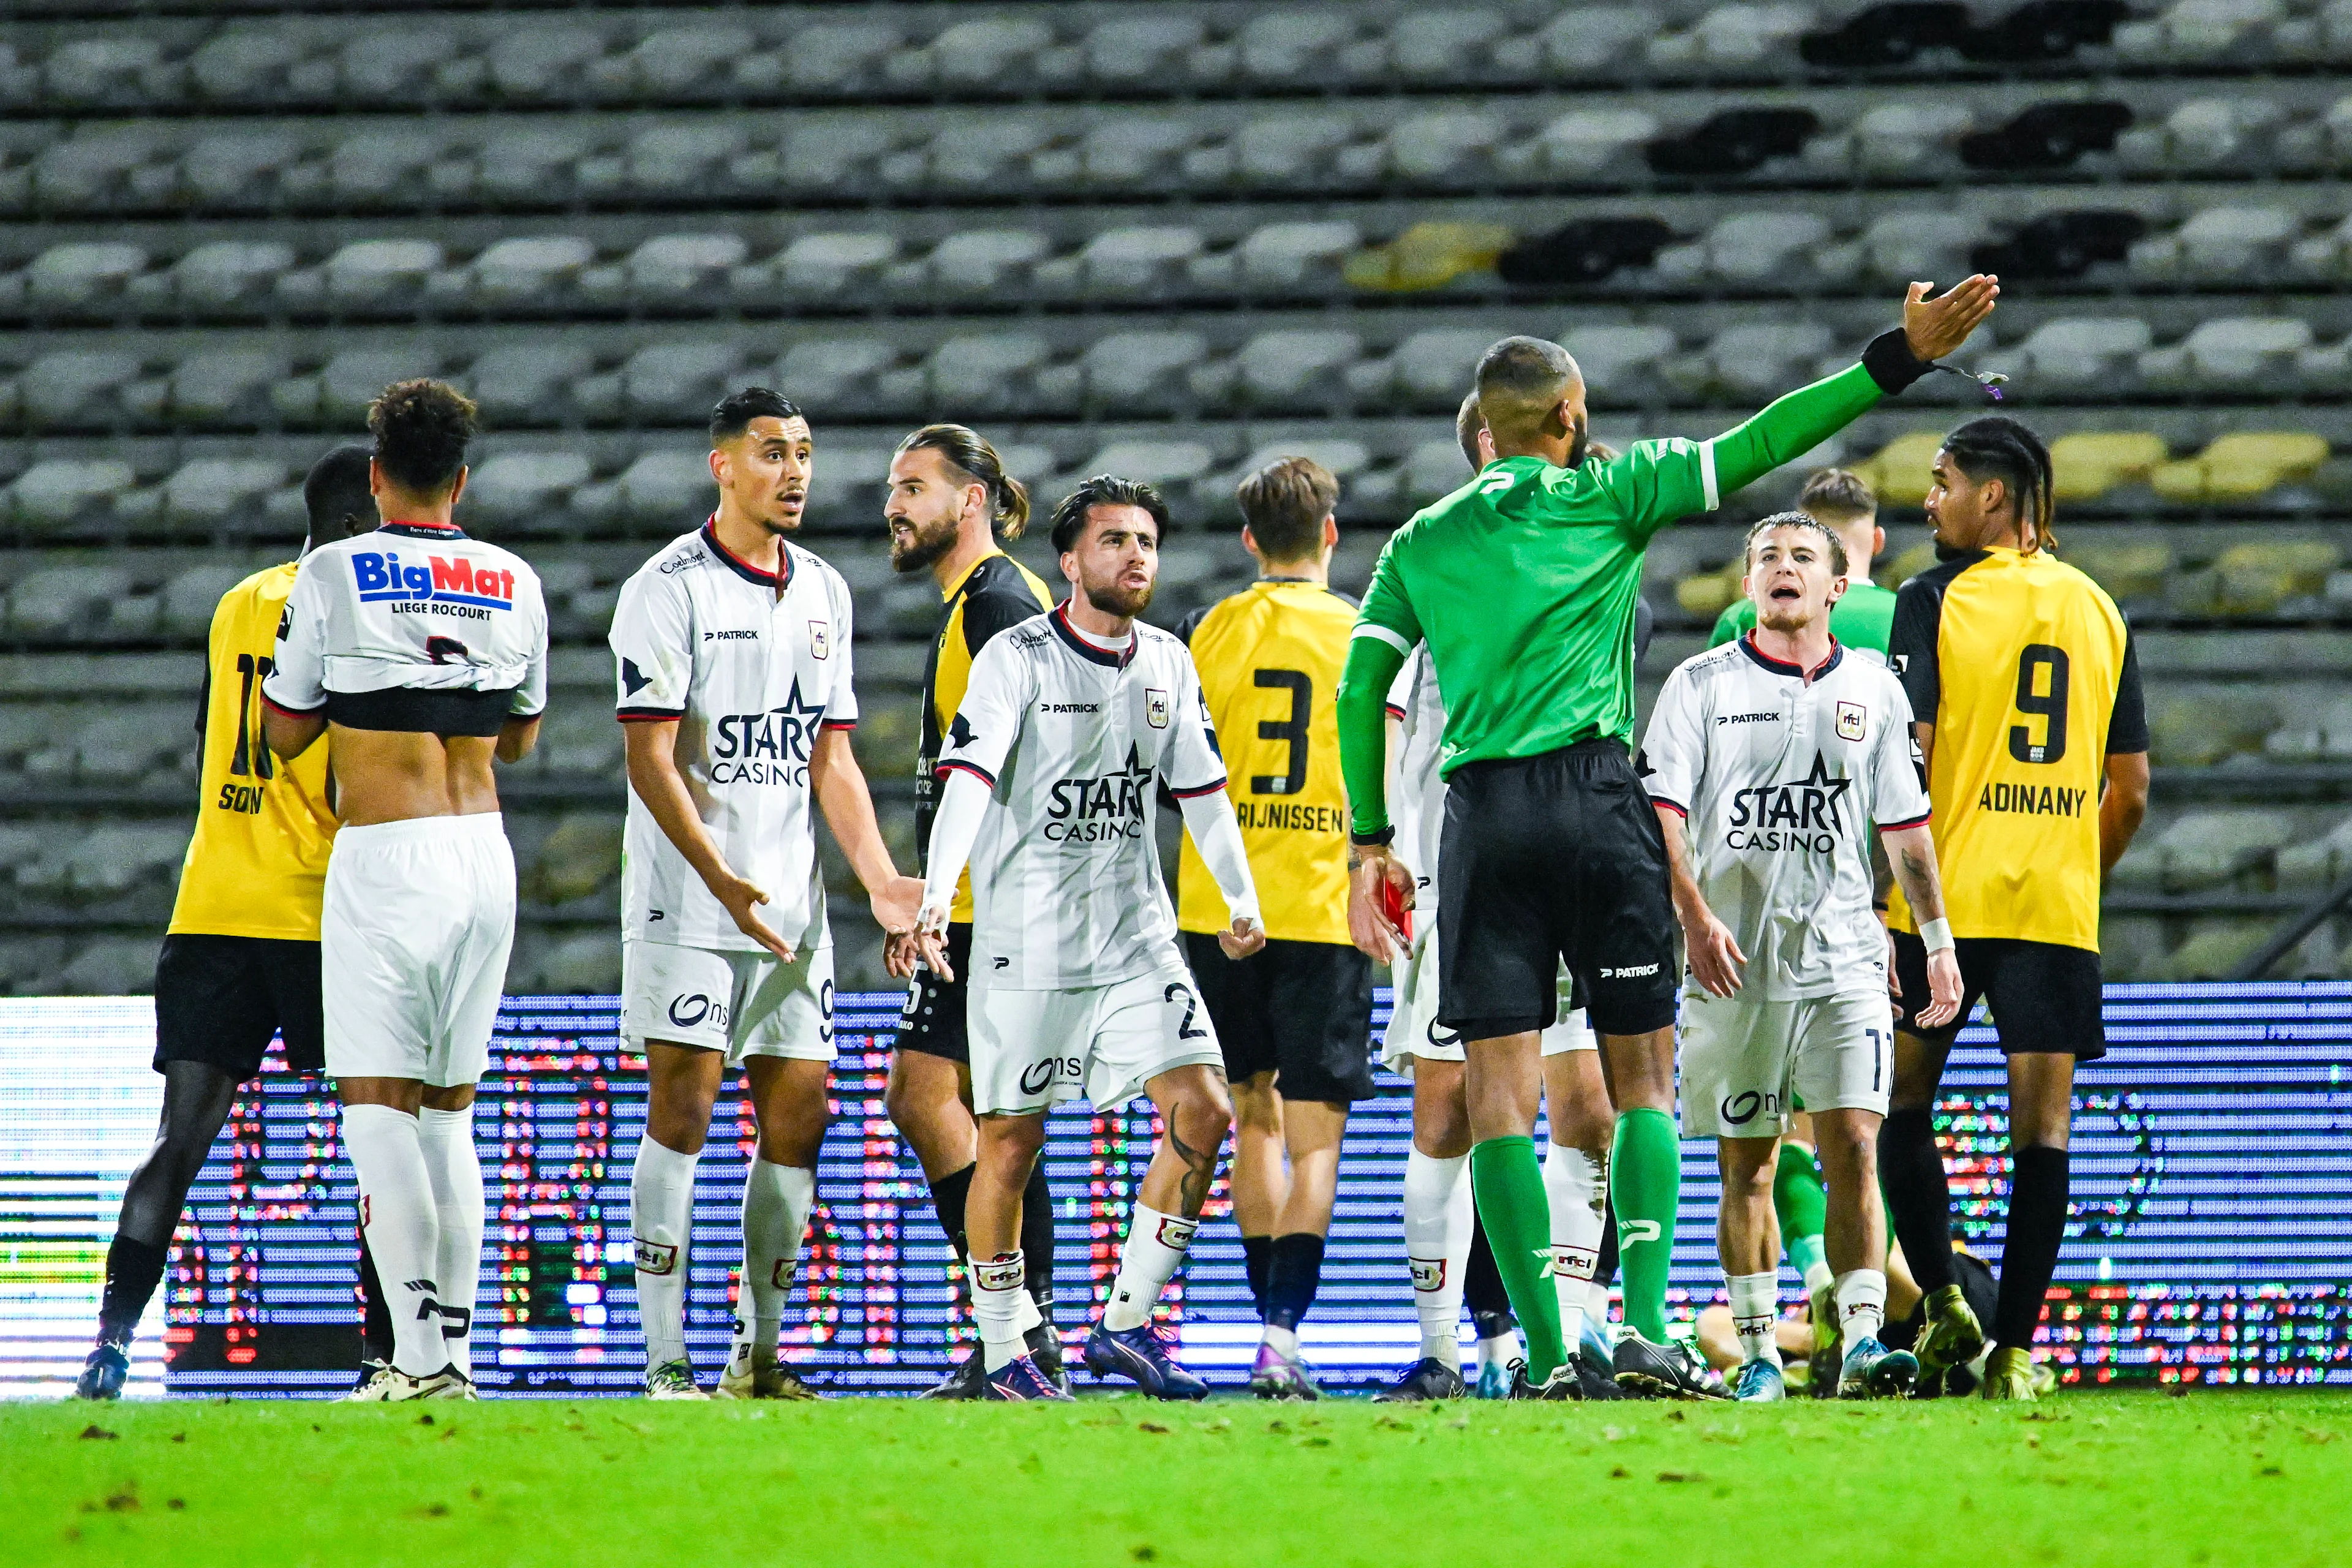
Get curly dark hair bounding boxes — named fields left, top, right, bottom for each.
left=368, top=379, right=478, bottom=495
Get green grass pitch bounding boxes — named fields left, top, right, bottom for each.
left=7, top=1391, right=2350, bottom=1567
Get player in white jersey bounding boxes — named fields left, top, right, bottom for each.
left=1639, top=512, right=1964, bottom=1403
left=263, top=380, right=547, bottom=1401
left=915, top=475, right=1265, bottom=1401
left=609, top=390, right=924, bottom=1400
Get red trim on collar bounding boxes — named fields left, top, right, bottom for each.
left=1739, top=631, right=1844, bottom=682
left=1050, top=602, right=1136, bottom=669
left=701, top=516, right=790, bottom=589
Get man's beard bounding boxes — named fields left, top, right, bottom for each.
left=1084, top=578, right=1154, bottom=619
left=1566, top=415, right=1590, bottom=470
left=1757, top=601, right=1816, bottom=635
left=889, top=512, right=957, bottom=573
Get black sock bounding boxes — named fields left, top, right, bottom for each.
left=930, top=1162, right=974, bottom=1263
left=1018, top=1155, right=1057, bottom=1320
left=98, top=1235, right=168, bottom=1345
left=1994, top=1145, right=2070, bottom=1352
left=1594, top=1196, right=1619, bottom=1289
left=1879, top=1107, right=1957, bottom=1295
left=1241, top=1235, right=1273, bottom=1319
left=1264, top=1233, right=1326, bottom=1332
left=358, top=1231, right=394, bottom=1365
left=1463, top=1213, right=1514, bottom=1335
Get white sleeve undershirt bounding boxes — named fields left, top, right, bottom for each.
left=1177, top=788, right=1261, bottom=929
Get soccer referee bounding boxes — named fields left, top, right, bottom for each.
left=1337, top=277, right=1999, bottom=1398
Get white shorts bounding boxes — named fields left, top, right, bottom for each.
left=1678, top=989, right=1894, bottom=1140
left=322, top=813, right=516, bottom=1087
left=969, top=950, right=1225, bottom=1116
left=1378, top=928, right=1595, bottom=1074
left=622, top=938, right=836, bottom=1064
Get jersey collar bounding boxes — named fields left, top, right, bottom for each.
left=379, top=519, right=466, bottom=540
left=701, top=516, right=792, bottom=590
left=1740, top=630, right=1844, bottom=682
left=1050, top=602, right=1136, bottom=668
left=941, top=548, right=1006, bottom=603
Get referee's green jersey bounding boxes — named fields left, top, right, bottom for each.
left=1338, top=359, right=1893, bottom=839
left=1709, top=579, right=1899, bottom=655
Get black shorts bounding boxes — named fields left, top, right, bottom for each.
left=1183, top=932, right=1375, bottom=1106
left=153, top=933, right=324, bottom=1077
left=1890, top=931, right=2106, bottom=1060
left=895, top=922, right=974, bottom=1065
left=1436, top=738, right=1678, bottom=1040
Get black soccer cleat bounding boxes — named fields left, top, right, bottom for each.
left=1613, top=1333, right=1730, bottom=1401
left=1026, top=1320, right=1072, bottom=1395
left=1374, top=1356, right=1467, bottom=1403
left=74, top=1342, right=128, bottom=1401
left=1575, top=1345, right=1627, bottom=1401
left=919, top=1353, right=987, bottom=1401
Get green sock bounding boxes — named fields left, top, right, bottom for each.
left=1775, top=1141, right=1829, bottom=1283
left=1469, top=1136, right=1565, bottom=1381
left=1611, top=1108, right=1681, bottom=1344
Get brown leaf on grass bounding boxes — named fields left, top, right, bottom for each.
left=77, top=1425, right=117, bottom=1441
left=166, top=1499, right=185, bottom=1512
left=415, top=1414, right=434, bottom=1427
left=1656, top=1470, right=1706, bottom=1484
left=413, top=1502, right=450, bottom=1518
left=1137, top=1422, right=1170, bottom=1434
left=104, top=1487, right=139, bottom=1512
left=1132, top=1548, right=1158, bottom=1562
left=1608, top=1466, right=1630, bottom=1479
left=168, top=1433, right=186, bottom=1444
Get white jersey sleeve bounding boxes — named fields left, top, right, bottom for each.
left=610, top=568, right=693, bottom=721
left=1637, top=658, right=1707, bottom=820
left=937, top=631, right=1033, bottom=791
left=263, top=554, right=331, bottom=715
left=1161, top=656, right=1228, bottom=799
left=1869, top=676, right=1932, bottom=831
left=510, top=574, right=550, bottom=718
left=819, top=567, right=859, bottom=731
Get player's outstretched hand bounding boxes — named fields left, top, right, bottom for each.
left=1218, top=914, right=1267, bottom=961
left=1915, top=945, right=1964, bottom=1029
left=906, top=903, right=955, bottom=982
left=718, top=873, right=796, bottom=965
left=1904, top=274, right=2000, bottom=362
left=1679, top=903, right=1746, bottom=999
left=871, top=874, right=925, bottom=941
left=1347, top=846, right=1413, bottom=965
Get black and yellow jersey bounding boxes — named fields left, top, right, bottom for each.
left=916, top=549, right=1054, bottom=922
left=168, top=562, right=339, bottom=940
left=1887, top=546, right=2147, bottom=951
left=1175, top=578, right=1356, bottom=945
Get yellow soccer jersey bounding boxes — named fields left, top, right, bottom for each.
left=1175, top=578, right=1356, bottom=945
left=1885, top=546, right=2147, bottom=951
left=168, top=563, right=340, bottom=940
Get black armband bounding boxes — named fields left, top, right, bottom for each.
left=1861, top=327, right=1932, bottom=396
left=1349, top=825, right=1395, bottom=848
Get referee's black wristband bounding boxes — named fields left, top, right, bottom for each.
left=1350, top=826, right=1395, bottom=848
left=1861, top=327, right=1932, bottom=395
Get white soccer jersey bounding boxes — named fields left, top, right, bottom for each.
left=937, top=605, right=1229, bottom=990
left=1638, top=635, right=1931, bottom=1000
left=265, top=521, right=548, bottom=731
left=609, top=521, right=859, bottom=953
left=1385, top=647, right=1447, bottom=921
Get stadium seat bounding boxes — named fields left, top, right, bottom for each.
left=16, top=350, right=143, bottom=429
left=2115, top=0, right=2288, bottom=62
left=153, top=239, right=295, bottom=311
left=775, top=232, right=898, bottom=295
left=1074, top=226, right=1204, bottom=294
left=1667, top=321, right=1836, bottom=401
left=1851, top=431, right=1947, bottom=505
left=273, top=349, right=439, bottom=427
left=2144, top=690, right=2279, bottom=766
left=466, top=236, right=597, bottom=304
left=914, top=15, right=1055, bottom=86
left=1972, top=208, right=2145, bottom=281
left=32, top=132, right=168, bottom=211
left=619, top=126, right=748, bottom=194
left=1079, top=331, right=1210, bottom=413
left=1534, top=108, right=1661, bottom=181
left=2117, top=94, right=2285, bottom=172
left=617, top=24, right=755, bottom=97
left=159, top=350, right=289, bottom=426
left=1562, top=323, right=1679, bottom=405
left=1386, top=110, right=1507, bottom=182
left=1654, top=211, right=1834, bottom=286
left=1344, top=221, right=1514, bottom=292
left=2276, top=810, right=2352, bottom=883
left=23, top=241, right=147, bottom=311
left=2153, top=920, right=2273, bottom=981
left=1849, top=210, right=1990, bottom=282
left=1957, top=100, right=2133, bottom=170
left=472, top=125, right=600, bottom=204
left=2288, top=213, right=2352, bottom=279
left=522, top=813, right=624, bottom=905
left=2146, top=809, right=2299, bottom=892
left=2129, top=204, right=2300, bottom=279
left=1076, top=440, right=1218, bottom=492
left=2048, top=430, right=2170, bottom=500
left=487, top=24, right=608, bottom=99
left=777, top=21, right=899, bottom=91
left=1235, top=115, right=1356, bottom=184
left=1242, top=12, right=1360, bottom=79
left=1828, top=101, right=1977, bottom=179
left=772, top=337, right=913, bottom=419
left=40, top=37, right=169, bottom=106
left=594, top=342, right=747, bottom=424
left=1984, top=317, right=2153, bottom=391
left=466, top=345, right=595, bottom=424
left=2139, top=316, right=2315, bottom=388
left=464, top=451, right=592, bottom=529
left=927, top=333, right=1055, bottom=416
left=1495, top=217, right=1678, bottom=286
left=314, top=238, right=445, bottom=306
left=180, top=129, right=304, bottom=207
left=2062, top=538, right=2173, bottom=601
left=4, top=458, right=135, bottom=532
left=2208, top=539, right=2340, bottom=614
left=779, top=120, right=903, bottom=194
left=191, top=29, right=309, bottom=103
left=337, top=28, right=455, bottom=100
left=53, top=936, right=164, bottom=996
left=1649, top=4, right=1819, bottom=69
left=916, top=118, right=1058, bottom=190
left=576, top=450, right=712, bottom=527
left=1231, top=330, right=1365, bottom=410
left=6, top=565, right=132, bottom=635
left=311, top=130, right=445, bottom=208
left=2150, top=432, right=2330, bottom=502
left=612, top=233, right=748, bottom=298
left=157, top=459, right=288, bottom=533
left=1085, top=15, right=1208, bottom=83
left=924, top=230, right=1052, bottom=293
left=1379, top=329, right=1509, bottom=404
left=1235, top=222, right=1361, bottom=288
left=1076, top=119, right=1203, bottom=189
left=1532, top=6, right=1654, bottom=70
left=1389, top=10, right=1512, bottom=77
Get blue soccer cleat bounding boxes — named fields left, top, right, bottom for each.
left=984, top=1354, right=1074, bottom=1401
left=1083, top=1321, right=1208, bottom=1401
left=74, top=1342, right=128, bottom=1401
left=1476, top=1357, right=1519, bottom=1400
left=1730, top=1359, right=1787, bottom=1402
left=1839, top=1336, right=1920, bottom=1400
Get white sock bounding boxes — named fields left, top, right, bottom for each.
left=415, top=1106, right=484, bottom=1381
left=1804, top=1258, right=1836, bottom=1298
left=731, top=1160, right=814, bottom=1373
left=973, top=1250, right=1027, bottom=1372
left=1261, top=1323, right=1299, bottom=1359
left=343, top=1104, right=445, bottom=1378
left=1477, top=1329, right=1521, bottom=1372
left=1836, top=1268, right=1888, bottom=1358
left=1101, top=1202, right=1196, bottom=1332
left=1015, top=1287, right=1044, bottom=1336
left=1402, top=1150, right=1473, bottom=1365
left=1729, top=1272, right=1781, bottom=1368
left=630, top=1136, right=699, bottom=1373
left=1586, top=1279, right=1613, bottom=1341
left=1544, top=1142, right=1605, bottom=1354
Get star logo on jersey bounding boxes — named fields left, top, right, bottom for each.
left=1725, top=751, right=1854, bottom=853
left=1836, top=699, right=1866, bottom=742
left=710, top=677, right=826, bottom=787
left=948, top=712, right=976, bottom=750
left=1044, top=743, right=1155, bottom=843
left=621, top=657, right=652, bottom=696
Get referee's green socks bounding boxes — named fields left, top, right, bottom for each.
left=1469, top=1136, right=1565, bottom=1381
left=1611, top=1108, right=1681, bottom=1345
left=1774, top=1140, right=1832, bottom=1293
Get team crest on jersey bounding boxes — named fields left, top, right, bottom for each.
left=808, top=621, right=829, bottom=659
left=1836, top=700, right=1866, bottom=741
left=1145, top=688, right=1170, bottom=728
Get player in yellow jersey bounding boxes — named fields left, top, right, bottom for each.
left=1879, top=415, right=2149, bottom=1401
left=881, top=425, right=1066, bottom=1398
left=1174, top=456, right=1372, bottom=1399
left=76, top=448, right=382, bottom=1400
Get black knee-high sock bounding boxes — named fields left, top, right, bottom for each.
left=1242, top=1235, right=1273, bottom=1319
left=358, top=1231, right=393, bottom=1365
left=1264, top=1234, right=1326, bottom=1332
left=1594, top=1196, right=1619, bottom=1289
left=1879, top=1107, right=1957, bottom=1295
left=97, top=1235, right=168, bottom=1345
left=1018, top=1156, right=1057, bottom=1317
left=1463, top=1213, right=1515, bottom=1335
left=930, top=1162, right=975, bottom=1261
left=1994, top=1145, right=2070, bottom=1353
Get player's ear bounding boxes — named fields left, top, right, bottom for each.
left=447, top=465, right=468, bottom=506
left=1321, top=514, right=1338, bottom=554
left=1240, top=524, right=1259, bottom=560
left=1871, top=521, right=1886, bottom=560
left=707, top=446, right=728, bottom=488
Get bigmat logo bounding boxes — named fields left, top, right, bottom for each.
left=353, top=551, right=517, bottom=612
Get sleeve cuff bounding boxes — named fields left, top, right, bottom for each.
left=1350, top=824, right=1395, bottom=847
left=1651, top=797, right=1689, bottom=818
left=937, top=759, right=997, bottom=789
left=1879, top=809, right=1932, bottom=832
left=1351, top=622, right=1413, bottom=655
left=1169, top=777, right=1227, bottom=800
left=262, top=692, right=326, bottom=717
left=821, top=717, right=858, bottom=731
left=1861, top=328, right=1931, bottom=396
left=617, top=706, right=684, bottom=723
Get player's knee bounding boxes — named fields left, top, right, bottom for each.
left=1169, top=1083, right=1234, bottom=1153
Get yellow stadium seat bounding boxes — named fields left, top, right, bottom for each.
left=1875, top=540, right=1938, bottom=590
left=1849, top=431, right=1944, bottom=506
left=2149, top=431, right=2330, bottom=502
left=1343, top=222, right=1515, bottom=293
left=2048, top=431, right=2169, bottom=501
left=1675, top=568, right=1740, bottom=618
left=2063, top=538, right=2173, bottom=601
left=2212, top=538, right=2341, bottom=614
left=2144, top=691, right=2278, bottom=767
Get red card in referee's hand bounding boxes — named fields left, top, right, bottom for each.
left=1379, top=876, right=1412, bottom=944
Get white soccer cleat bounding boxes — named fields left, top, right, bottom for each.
left=345, top=1365, right=475, bottom=1403
left=715, top=1346, right=816, bottom=1401
left=645, top=1359, right=708, bottom=1400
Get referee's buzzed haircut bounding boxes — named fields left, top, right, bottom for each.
left=304, top=443, right=377, bottom=540
left=1455, top=391, right=1485, bottom=470
left=1475, top=336, right=1580, bottom=441
left=1744, top=509, right=1850, bottom=578
left=1049, top=474, right=1170, bottom=554
left=368, top=379, right=477, bottom=496
left=709, top=387, right=803, bottom=447
left=1234, top=456, right=1338, bottom=563
left=1798, top=467, right=1877, bottom=521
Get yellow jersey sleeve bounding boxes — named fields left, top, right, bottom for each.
left=1176, top=581, right=1356, bottom=945
left=167, top=564, right=341, bottom=940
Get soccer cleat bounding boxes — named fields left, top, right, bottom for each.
left=1980, top=1346, right=2039, bottom=1401
left=1083, top=1321, right=1208, bottom=1401
left=1730, top=1359, right=1787, bottom=1402
left=984, top=1353, right=1074, bottom=1401
left=1807, top=1283, right=1842, bottom=1399
left=347, top=1365, right=474, bottom=1403
left=1507, top=1362, right=1583, bottom=1400
left=715, top=1353, right=817, bottom=1401
left=1839, top=1337, right=1920, bottom=1400
left=643, top=1359, right=707, bottom=1400
left=1613, top=1334, right=1730, bottom=1401
left=1373, top=1356, right=1466, bottom=1403
left=74, top=1343, right=129, bottom=1401
left=1576, top=1345, right=1627, bottom=1401
left=1476, top=1357, right=1518, bottom=1400
left=344, top=1359, right=393, bottom=1401
left=1026, top=1321, right=1072, bottom=1395
left=919, top=1353, right=987, bottom=1401
left=1913, top=1283, right=1986, bottom=1392
left=1248, top=1342, right=1323, bottom=1401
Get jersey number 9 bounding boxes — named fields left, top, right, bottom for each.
left=2008, top=644, right=2069, bottom=766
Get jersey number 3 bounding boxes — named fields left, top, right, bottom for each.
left=2008, top=644, right=2069, bottom=766
left=1251, top=668, right=1311, bottom=796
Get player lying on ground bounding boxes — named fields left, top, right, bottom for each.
left=609, top=390, right=923, bottom=1400
left=1879, top=416, right=2149, bottom=1401
left=883, top=424, right=1069, bottom=1398
left=264, top=381, right=548, bottom=1402
left=1642, top=513, right=1964, bottom=1403
left=1340, top=276, right=1998, bottom=1400
left=913, top=477, right=1264, bottom=1401
left=78, top=447, right=392, bottom=1400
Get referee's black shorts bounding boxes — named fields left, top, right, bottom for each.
left=895, top=922, right=974, bottom=1065
left=153, top=933, right=325, bottom=1078
left=1183, top=932, right=1375, bottom=1106
left=1436, top=737, right=1678, bottom=1041
left=1891, top=930, right=2106, bottom=1060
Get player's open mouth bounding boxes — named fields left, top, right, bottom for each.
left=1770, top=584, right=1801, bottom=601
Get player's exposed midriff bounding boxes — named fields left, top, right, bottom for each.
left=323, top=723, right=520, bottom=824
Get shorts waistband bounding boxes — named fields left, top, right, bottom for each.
left=333, top=812, right=506, bottom=848
left=1451, top=736, right=1628, bottom=775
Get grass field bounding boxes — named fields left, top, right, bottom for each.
left=7, top=1390, right=2350, bottom=1567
